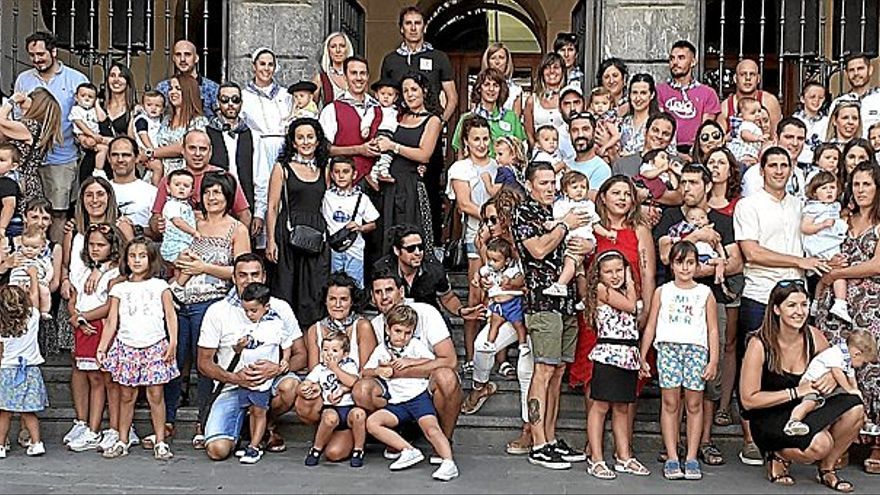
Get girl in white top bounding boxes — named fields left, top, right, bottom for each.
left=0, top=285, right=47, bottom=459
left=640, top=240, right=719, bottom=481
left=97, top=238, right=179, bottom=461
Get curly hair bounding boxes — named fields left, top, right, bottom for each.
left=399, top=72, right=441, bottom=117
left=0, top=285, right=32, bottom=338
left=276, top=117, right=330, bottom=169
left=584, top=250, right=631, bottom=330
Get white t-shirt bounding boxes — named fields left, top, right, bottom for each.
left=553, top=196, right=599, bottom=242
left=378, top=106, right=399, bottom=133
left=445, top=158, right=498, bottom=244
left=109, top=278, right=170, bottom=348
left=321, top=189, right=380, bottom=260
left=112, top=180, right=158, bottom=228
left=72, top=265, right=119, bottom=313
left=238, top=314, right=291, bottom=392
left=304, top=357, right=360, bottom=406
left=803, top=342, right=855, bottom=382
left=69, top=104, right=100, bottom=135
left=653, top=282, right=712, bottom=349
left=370, top=302, right=450, bottom=355
left=479, top=262, right=523, bottom=298
left=734, top=188, right=805, bottom=304
left=198, top=294, right=302, bottom=392
left=0, top=308, right=44, bottom=368
left=363, top=338, right=435, bottom=404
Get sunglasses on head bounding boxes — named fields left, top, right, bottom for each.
left=484, top=215, right=499, bottom=226
left=218, top=95, right=242, bottom=104
left=87, top=223, right=112, bottom=234
left=699, top=131, right=723, bottom=142
left=400, top=243, right=424, bottom=253
left=777, top=279, right=806, bottom=289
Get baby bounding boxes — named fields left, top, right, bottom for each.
left=544, top=170, right=613, bottom=302
left=801, top=172, right=851, bottom=322
left=667, top=207, right=728, bottom=286
left=784, top=331, right=877, bottom=437
left=133, top=91, right=165, bottom=154
left=286, top=81, right=319, bottom=121
left=69, top=83, right=110, bottom=177
left=477, top=237, right=528, bottom=356
left=727, top=97, right=765, bottom=165
left=532, top=124, right=565, bottom=172
left=8, top=226, right=53, bottom=320
left=160, top=169, right=199, bottom=287
left=0, top=143, right=23, bottom=239
left=369, top=79, right=400, bottom=186
left=233, top=283, right=292, bottom=464
left=638, top=148, right=680, bottom=193
left=589, top=87, right=620, bottom=156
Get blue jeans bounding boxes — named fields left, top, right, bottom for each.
left=331, top=250, right=364, bottom=288
left=164, top=299, right=218, bottom=424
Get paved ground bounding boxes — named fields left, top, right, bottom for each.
left=1, top=441, right=877, bottom=494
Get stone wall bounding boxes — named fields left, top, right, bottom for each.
left=227, top=0, right=325, bottom=87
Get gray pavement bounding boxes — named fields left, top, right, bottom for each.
left=1, top=441, right=877, bottom=494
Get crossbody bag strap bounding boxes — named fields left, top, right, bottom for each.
left=281, top=165, right=294, bottom=231
left=352, top=192, right=363, bottom=224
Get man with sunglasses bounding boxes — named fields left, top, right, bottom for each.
left=564, top=112, right=611, bottom=195
left=206, top=82, right=265, bottom=241
left=828, top=53, right=880, bottom=135
left=717, top=59, right=782, bottom=133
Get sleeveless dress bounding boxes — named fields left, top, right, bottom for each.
left=172, top=221, right=237, bottom=305
left=532, top=97, right=564, bottom=133
left=272, top=165, right=330, bottom=328
left=11, top=119, right=46, bottom=207
left=745, top=330, right=863, bottom=454
left=817, top=225, right=880, bottom=433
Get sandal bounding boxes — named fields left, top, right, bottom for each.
left=817, top=468, right=854, bottom=493
left=498, top=362, right=516, bottom=380
left=864, top=457, right=880, bottom=474
left=587, top=459, right=617, bottom=480
left=614, top=455, right=650, bottom=476
left=766, top=452, right=795, bottom=486
left=714, top=408, right=733, bottom=427
left=698, top=442, right=725, bottom=466
left=460, top=382, right=497, bottom=415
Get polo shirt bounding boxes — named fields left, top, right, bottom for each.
left=372, top=255, right=451, bottom=309
left=734, top=188, right=804, bottom=304
left=14, top=62, right=88, bottom=165
left=156, top=74, right=220, bottom=119
left=656, top=80, right=721, bottom=146
left=451, top=109, right=526, bottom=156
left=151, top=164, right=250, bottom=216
left=565, top=156, right=612, bottom=190
left=381, top=45, right=453, bottom=110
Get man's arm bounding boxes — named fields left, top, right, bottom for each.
left=197, top=346, right=243, bottom=386
left=739, top=239, right=813, bottom=270
left=440, top=80, right=458, bottom=124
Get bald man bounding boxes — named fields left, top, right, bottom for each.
left=717, top=59, right=782, bottom=133
left=155, top=39, right=220, bottom=118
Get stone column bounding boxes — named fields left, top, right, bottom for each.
left=227, top=0, right=325, bottom=87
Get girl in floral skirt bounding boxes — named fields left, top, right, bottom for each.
left=0, top=283, right=48, bottom=459
left=97, top=238, right=179, bottom=461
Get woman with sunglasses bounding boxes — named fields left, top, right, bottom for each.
left=815, top=161, right=880, bottom=474
left=741, top=280, right=864, bottom=490
left=691, top=121, right=726, bottom=165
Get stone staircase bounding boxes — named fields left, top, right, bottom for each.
left=32, top=271, right=746, bottom=453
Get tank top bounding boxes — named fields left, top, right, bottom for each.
left=654, top=281, right=711, bottom=348
left=726, top=91, right=766, bottom=117
left=531, top=98, right=564, bottom=133
left=174, top=221, right=237, bottom=304
left=316, top=319, right=362, bottom=369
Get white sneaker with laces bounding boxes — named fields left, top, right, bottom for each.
left=63, top=420, right=88, bottom=445
left=477, top=341, right=497, bottom=354
left=432, top=459, right=459, bottom=481
left=98, top=429, right=119, bottom=452
left=68, top=429, right=101, bottom=452
left=26, top=442, right=46, bottom=457
left=829, top=299, right=853, bottom=323
left=389, top=447, right=424, bottom=470
left=542, top=283, right=568, bottom=297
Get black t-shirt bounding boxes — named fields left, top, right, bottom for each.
left=373, top=254, right=451, bottom=308
left=652, top=205, right=735, bottom=301
left=0, top=176, right=21, bottom=213
left=381, top=48, right=454, bottom=110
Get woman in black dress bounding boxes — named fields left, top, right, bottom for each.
left=740, top=281, right=864, bottom=492
left=373, top=72, right=442, bottom=257
left=80, top=63, right=136, bottom=180
left=266, top=118, right=330, bottom=328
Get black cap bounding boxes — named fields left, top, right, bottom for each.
left=371, top=78, right=400, bottom=92
left=287, top=81, right=318, bottom=94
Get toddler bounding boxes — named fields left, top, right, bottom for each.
left=640, top=241, right=719, bottom=481
left=0, top=144, right=23, bottom=240
left=286, top=81, right=319, bottom=121
left=0, top=284, right=48, bottom=459
left=369, top=79, right=400, bottom=185
left=638, top=148, right=680, bottom=193
left=801, top=172, right=851, bottom=323
left=727, top=97, right=765, bottom=165
left=589, top=87, right=621, bottom=156
left=667, top=207, right=728, bottom=286
left=233, top=282, right=292, bottom=464
left=364, top=305, right=459, bottom=481
left=806, top=144, right=841, bottom=185
left=784, top=330, right=877, bottom=437
left=302, top=332, right=366, bottom=468
left=486, top=136, right=526, bottom=195
left=69, top=83, right=110, bottom=176
left=160, top=169, right=200, bottom=286
left=8, top=226, right=53, bottom=320
left=133, top=91, right=165, bottom=154
left=544, top=170, right=613, bottom=300
left=477, top=237, right=528, bottom=356
left=532, top=124, right=565, bottom=173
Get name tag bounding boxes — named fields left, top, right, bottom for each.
left=420, top=58, right=433, bottom=71
left=499, top=121, right=512, bottom=132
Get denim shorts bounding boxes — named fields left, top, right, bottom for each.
left=204, top=389, right=248, bottom=445
left=656, top=342, right=708, bottom=391
left=271, top=372, right=301, bottom=397
left=385, top=391, right=436, bottom=424
left=238, top=388, right=271, bottom=410
left=489, top=297, right=524, bottom=324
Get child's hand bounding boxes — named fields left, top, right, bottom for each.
left=377, top=365, right=394, bottom=379
left=639, top=360, right=651, bottom=379
left=299, top=381, right=320, bottom=400
left=605, top=230, right=618, bottom=242
left=821, top=219, right=835, bottom=229
left=163, top=340, right=177, bottom=363
left=390, top=357, right=416, bottom=370
left=702, top=360, right=718, bottom=382
left=96, top=349, right=107, bottom=366
left=84, top=267, right=102, bottom=295
left=193, top=231, right=203, bottom=240
left=324, top=352, right=340, bottom=369
left=233, top=336, right=249, bottom=354
left=328, top=388, right=344, bottom=404
left=345, top=221, right=360, bottom=232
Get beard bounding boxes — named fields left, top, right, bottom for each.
left=574, top=137, right=594, bottom=152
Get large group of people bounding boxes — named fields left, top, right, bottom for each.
left=1, top=4, right=880, bottom=489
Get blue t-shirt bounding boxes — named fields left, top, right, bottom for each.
left=565, top=156, right=612, bottom=191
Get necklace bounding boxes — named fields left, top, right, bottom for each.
left=329, top=66, right=344, bottom=77
left=293, top=153, right=317, bottom=171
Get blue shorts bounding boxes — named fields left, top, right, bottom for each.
left=385, top=391, right=436, bottom=425
left=489, top=297, right=524, bottom=324
left=238, top=388, right=271, bottom=410
left=204, top=389, right=248, bottom=445
left=656, top=342, right=708, bottom=391
left=323, top=405, right=353, bottom=431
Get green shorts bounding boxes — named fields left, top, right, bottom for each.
left=525, top=311, right=578, bottom=366
left=704, top=301, right=727, bottom=402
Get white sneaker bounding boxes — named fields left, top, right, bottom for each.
left=129, top=426, right=141, bottom=446
left=98, top=429, right=119, bottom=452
left=830, top=300, right=853, bottom=323
left=542, top=283, right=568, bottom=297
left=69, top=429, right=101, bottom=452
left=63, top=420, right=88, bottom=445
left=102, top=441, right=129, bottom=459
left=0, top=445, right=6, bottom=459
left=518, top=342, right=531, bottom=356
left=477, top=341, right=497, bottom=354
left=389, top=447, right=424, bottom=470
left=861, top=422, right=880, bottom=436
left=432, top=459, right=459, bottom=481
left=383, top=448, right=401, bottom=460
left=26, top=442, right=45, bottom=457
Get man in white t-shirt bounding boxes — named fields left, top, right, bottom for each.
left=108, top=137, right=157, bottom=234
left=197, top=253, right=307, bottom=461
left=828, top=53, right=880, bottom=136
left=351, top=268, right=461, bottom=455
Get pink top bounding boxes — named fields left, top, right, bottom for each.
left=657, top=81, right=721, bottom=146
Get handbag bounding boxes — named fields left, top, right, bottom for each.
left=282, top=169, right=324, bottom=255
left=328, top=192, right=363, bottom=252
left=443, top=210, right=469, bottom=271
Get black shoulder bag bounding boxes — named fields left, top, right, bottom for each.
left=282, top=167, right=324, bottom=255
left=198, top=352, right=242, bottom=427
left=328, top=192, right=363, bottom=252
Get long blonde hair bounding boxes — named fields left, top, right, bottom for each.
left=481, top=43, right=513, bottom=79
left=321, top=32, right=354, bottom=74
left=23, top=87, right=63, bottom=154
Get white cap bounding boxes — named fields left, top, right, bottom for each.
left=251, top=46, right=275, bottom=64
left=560, top=82, right=583, bottom=99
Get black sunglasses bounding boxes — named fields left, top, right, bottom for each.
left=777, top=279, right=806, bottom=289
left=87, top=223, right=113, bottom=234
left=484, top=215, right=499, bottom=226
left=699, top=131, right=723, bottom=142
left=218, top=95, right=242, bottom=104
left=400, top=243, right=424, bottom=253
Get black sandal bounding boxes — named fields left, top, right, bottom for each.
left=817, top=468, right=854, bottom=493
left=766, top=452, right=795, bottom=486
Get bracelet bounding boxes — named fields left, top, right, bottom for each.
left=393, top=142, right=401, bottom=154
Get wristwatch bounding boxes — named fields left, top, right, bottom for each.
left=393, top=142, right=401, bottom=154
left=145, top=148, right=154, bottom=160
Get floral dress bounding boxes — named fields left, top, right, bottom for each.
left=155, top=115, right=208, bottom=175
left=817, top=225, right=880, bottom=433
left=588, top=304, right=640, bottom=370
left=11, top=119, right=46, bottom=207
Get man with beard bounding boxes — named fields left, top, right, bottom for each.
left=564, top=112, right=610, bottom=195
left=14, top=31, right=88, bottom=242
left=206, top=82, right=265, bottom=239
left=828, top=53, right=880, bottom=135
left=558, top=83, right=585, bottom=161
left=656, top=40, right=720, bottom=154
left=717, top=59, right=782, bottom=132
